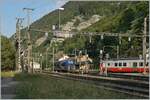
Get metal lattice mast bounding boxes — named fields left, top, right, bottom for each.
left=16, top=17, right=24, bottom=72
left=23, top=8, right=34, bottom=73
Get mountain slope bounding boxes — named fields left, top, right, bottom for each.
left=11, top=1, right=133, bottom=51
left=11, top=1, right=149, bottom=68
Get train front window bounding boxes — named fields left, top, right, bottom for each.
left=133, top=62, right=137, bottom=68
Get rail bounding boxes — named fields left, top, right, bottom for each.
left=39, top=70, right=149, bottom=99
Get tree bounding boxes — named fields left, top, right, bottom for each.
left=1, top=35, right=16, bottom=70
left=129, top=1, right=149, bottom=34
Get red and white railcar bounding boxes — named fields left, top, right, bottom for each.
left=99, top=58, right=149, bottom=73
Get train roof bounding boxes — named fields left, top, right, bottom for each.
left=103, top=57, right=149, bottom=62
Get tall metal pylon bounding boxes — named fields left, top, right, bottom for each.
left=16, top=17, right=24, bottom=72
left=23, top=8, right=34, bottom=73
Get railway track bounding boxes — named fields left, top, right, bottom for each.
left=106, top=73, right=149, bottom=81
left=40, top=70, right=149, bottom=99
left=75, top=70, right=149, bottom=81
left=88, top=72, right=149, bottom=81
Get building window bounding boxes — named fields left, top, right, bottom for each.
left=119, top=62, right=122, bottom=66
left=133, top=62, right=137, bottom=67
left=139, top=62, right=143, bottom=66
left=123, top=63, right=127, bottom=66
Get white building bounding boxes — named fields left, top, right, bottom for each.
left=30, top=62, right=40, bottom=69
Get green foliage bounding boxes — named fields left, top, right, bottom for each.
left=1, top=35, right=16, bottom=70
left=74, top=18, right=81, bottom=27
left=1, top=71, right=17, bottom=78
left=84, top=1, right=148, bottom=34
left=62, top=34, right=87, bottom=53
left=11, top=1, right=131, bottom=45
left=82, top=1, right=148, bottom=60
left=129, top=1, right=149, bottom=34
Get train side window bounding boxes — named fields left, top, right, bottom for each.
left=107, top=63, right=110, bottom=66
left=119, top=62, right=122, bottom=67
left=146, top=63, right=149, bottom=66
left=115, top=63, right=118, bottom=67
left=139, top=62, right=143, bottom=66
left=133, top=62, right=137, bottom=68
left=123, top=63, right=127, bottom=66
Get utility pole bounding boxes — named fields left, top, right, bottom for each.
left=58, top=8, right=64, bottom=30
left=40, top=53, right=42, bottom=72
left=0, top=16, right=1, bottom=35
left=46, top=50, right=47, bottom=69
left=149, top=15, right=150, bottom=72
left=75, top=48, right=77, bottom=64
left=52, top=47, right=55, bottom=72
left=46, top=47, right=49, bottom=69
left=16, top=17, right=24, bottom=72
left=0, top=16, right=1, bottom=73
left=59, top=9, right=60, bottom=30
left=117, top=45, right=119, bottom=59
left=117, top=35, right=121, bottom=59
left=23, top=8, right=34, bottom=73
left=143, top=17, right=147, bottom=74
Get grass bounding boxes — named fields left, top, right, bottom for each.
left=15, top=73, right=142, bottom=99
left=1, top=71, right=17, bottom=78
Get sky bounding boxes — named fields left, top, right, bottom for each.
left=0, top=0, right=68, bottom=38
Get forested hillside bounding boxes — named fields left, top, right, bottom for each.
left=11, top=1, right=149, bottom=68
left=15, top=1, right=134, bottom=44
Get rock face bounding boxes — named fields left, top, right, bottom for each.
left=62, top=22, right=74, bottom=31
left=51, top=15, right=102, bottom=42
left=61, top=15, right=83, bottom=31
left=35, top=35, right=47, bottom=46
left=76, top=15, right=101, bottom=31
left=88, top=15, right=101, bottom=24
left=61, top=15, right=101, bottom=32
